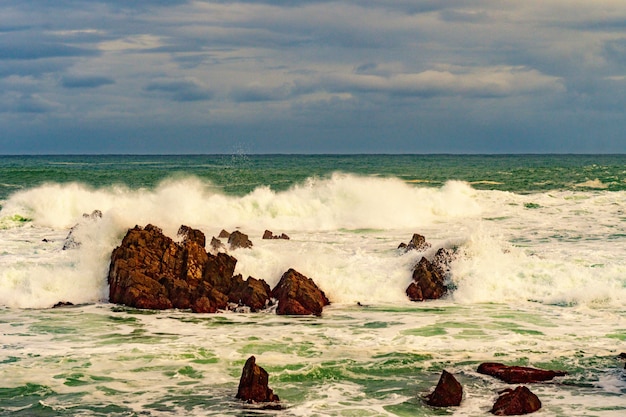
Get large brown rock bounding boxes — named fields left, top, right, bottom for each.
left=271, top=269, right=330, bottom=316
left=478, top=362, right=567, bottom=384
left=406, top=257, right=447, bottom=301
left=426, top=370, right=463, bottom=407
left=490, top=386, right=541, bottom=415
left=107, top=225, right=271, bottom=313
left=236, top=356, right=280, bottom=404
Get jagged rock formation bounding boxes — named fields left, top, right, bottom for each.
left=425, top=370, right=463, bottom=407
left=107, top=224, right=270, bottom=313
left=107, top=225, right=330, bottom=315
left=236, top=356, right=280, bottom=405
left=272, top=268, right=330, bottom=316
left=406, top=257, right=447, bottom=301
left=262, top=230, right=290, bottom=240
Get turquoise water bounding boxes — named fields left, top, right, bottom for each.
left=0, top=154, right=625, bottom=416
left=2, top=154, right=626, bottom=201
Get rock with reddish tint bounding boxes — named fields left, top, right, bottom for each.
left=228, top=230, right=253, bottom=249
left=107, top=224, right=271, bottom=313
left=263, top=230, right=290, bottom=240
left=229, top=276, right=272, bottom=312
left=398, top=233, right=431, bottom=252
left=490, top=386, right=541, bottom=415
left=406, top=257, right=447, bottom=301
left=236, top=356, right=280, bottom=404
left=426, top=370, right=463, bottom=407
left=478, top=362, right=567, bottom=384
left=271, top=268, right=330, bottom=316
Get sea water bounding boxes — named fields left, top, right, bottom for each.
left=0, top=154, right=625, bottom=416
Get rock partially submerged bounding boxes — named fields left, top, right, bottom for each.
left=236, top=356, right=280, bottom=406
left=62, top=209, right=103, bottom=250
left=108, top=225, right=329, bottom=315
left=263, top=230, right=290, bottom=240
left=400, top=234, right=457, bottom=302
left=490, top=386, right=541, bottom=415
left=272, top=268, right=330, bottom=316
left=478, top=362, right=567, bottom=384
left=398, top=233, right=431, bottom=252
left=426, top=370, right=463, bottom=407
left=107, top=225, right=271, bottom=313
left=406, top=257, right=447, bottom=301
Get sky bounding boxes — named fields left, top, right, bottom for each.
left=1, top=0, right=626, bottom=154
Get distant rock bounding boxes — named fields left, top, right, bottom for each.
left=218, top=229, right=231, bottom=238
left=406, top=257, right=447, bottom=301
left=426, top=370, right=463, bottom=407
left=490, top=386, right=541, bottom=415
left=398, top=233, right=431, bottom=252
left=228, top=230, right=253, bottom=250
left=107, top=224, right=271, bottom=313
left=271, top=268, right=330, bottom=316
left=262, top=230, right=290, bottom=240
left=478, top=363, right=567, bottom=384
left=236, top=356, right=280, bottom=407
left=52, top=301, right=74, bottom=308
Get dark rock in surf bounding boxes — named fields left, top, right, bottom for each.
left=107, top=224, right=271, bottom=313
left=426, top=370, right=463, bottom=407
left=62, top=209, right=103, bottom=250
left=236, top=356, right=280, bottom=405
left=398, top=233, right=431, bottom=252
left=490, top=386, right=541, bottom=415
left=52, top=301, right=74, bottom=308
left=263, top=230, right=290, bottom=240
left=271, top=268, right=330, bottom=316
left=210, top=236, right=225, bottom=252
left=406, top=257, right=447, bottom=301
left=477, top=362, right=567, bottom=384
left=228, top=230, right=253, bottom=249
left=218, top=229, right=231, bottom=238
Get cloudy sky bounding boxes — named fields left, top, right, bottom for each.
left=1, top=0, right=626, bottom=154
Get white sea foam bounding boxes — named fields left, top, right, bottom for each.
left=0, top=175, right=625, bottom=309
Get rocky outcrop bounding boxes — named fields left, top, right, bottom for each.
left=107, top=225, right=271, bottom=313
left=400, top=234, right=457, bottom=302
left=478, top=363, right=567, bottom=384
left=426, top=370, right=463, bottom=407
left=228, top=230, right=253, bottom=250
left=490, top=386, right=541, bottom=415
left=272, top=268, right=330, bottom=316
left=398, top=233, right=431, bottom=252
left=263, top=230, right=290, bottom=240
left=406, top=257, right=447, bottom=301
left=236, top=356, right=280, bottom=405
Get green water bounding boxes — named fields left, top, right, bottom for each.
left=1, top=154, right=625, bottom=200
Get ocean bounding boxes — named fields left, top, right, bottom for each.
left=0, top=154, right=625, bottom=416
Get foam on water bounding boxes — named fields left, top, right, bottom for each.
left=0, top=175, right=625, bottom=309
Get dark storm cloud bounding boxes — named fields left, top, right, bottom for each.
left=1, top=0, right=626, bottom=154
